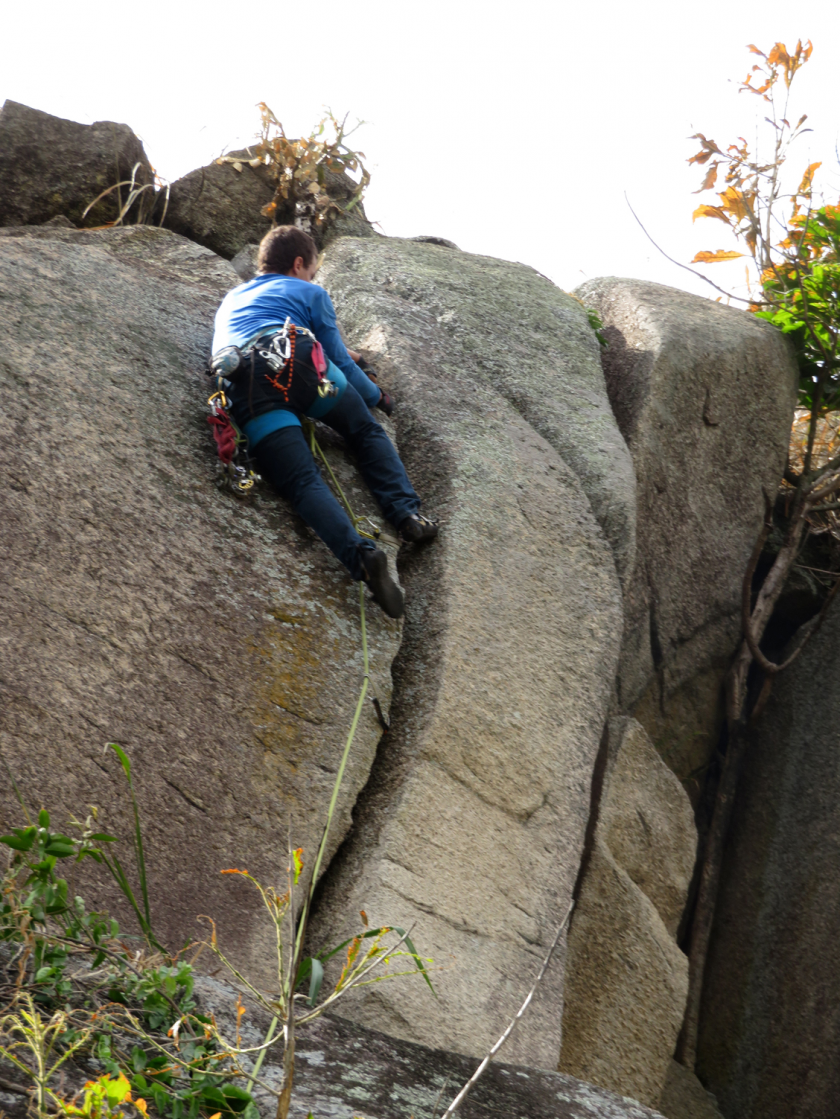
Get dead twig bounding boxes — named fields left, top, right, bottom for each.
left=624, top=194, right=751, bottom=304
left=440, top=901, right=573, bottom=1119
left=0, top=1074, right=29, bottom=1096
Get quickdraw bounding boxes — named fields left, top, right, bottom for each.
left=206, top=389, right=261, bottom=496
left=263, top=321, right=297, bottom=401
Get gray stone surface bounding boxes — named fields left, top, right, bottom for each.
left=697, top=600, right=840, bottom=1119
left=0, top=100, right=154, bottom=228
left=308, top=237, right=625, bottom=1067
left=164, top=150, right=374, bottom=260
left=191, top=976, right=668, bottom=1119
left=658, top=1061, right=724, bottom=1119
left=631, top=663, right=726, bottom=805
left=324, top=236, right=636, bottom=583
left=576, top=279, right=797, bottom=743
left=231, top=242, right=259, bottom=281
left=0, top=972, right=667, bottom=1119
left=559, top=838, right=688, bottom=1108
left=600, top=719, right=697, bottom=937
left=0, top=224, right=402, bottom=984
left=559, top=719, right=694, bottom=1107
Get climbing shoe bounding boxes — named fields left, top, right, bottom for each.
left=359, top=547, right=405, bottom=619
left=357, top=356, right=379, bottom=382
left=376, top=391, right=394, bottom=417
left=399, top=513, right=439, bottom=544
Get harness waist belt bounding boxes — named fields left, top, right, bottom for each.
left=242, top=359, right=350, bottom=447
left=242, top=409, right=301, bottom=446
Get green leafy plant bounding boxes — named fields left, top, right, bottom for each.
left=93, top=744, right=161, bottom=953
left=754, top=202, right=840, bottom=414
left=688, top=40, right=840, bottom=426
left=586, top=308, right=608, bottom=347
left=61, top=1072, right=143, bottom=1119
left=0, top=994, right=95, bottom=1116
left=0, top=760, right=258, bottom=1119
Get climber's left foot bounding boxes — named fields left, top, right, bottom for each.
left=399, top=513, right=439, bottom=544
left=360, top=546, right=405, bottom=619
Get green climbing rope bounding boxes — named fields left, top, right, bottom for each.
left=246, top=580, right=369, bottom=1090
left=245, top=418, right=415, bottom=1091
left=304, top=419, right=398, bottom=547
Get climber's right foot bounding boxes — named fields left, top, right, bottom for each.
left=359, top=547, right=405, bottom=619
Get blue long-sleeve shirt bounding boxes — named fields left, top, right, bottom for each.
left=212, top=274, right=380, bottom=409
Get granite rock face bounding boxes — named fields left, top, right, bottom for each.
left=1, top=135, right=811, bottom=1105
left=559, top=838, right=688, bottom=1108
left=577, top=278, right=797, bottom=781
left=0, top=224, right=402, bottom=983
left=231, top=242, right=260, bottom=281
left=599, top=718, right=697, bottom=938
left=164, top=151, right=374, bottom=260
left=308, top=236, right=625, bottom=1067
left=559, top=719, right=695, bottom=1106
left=0, top=100, right=154, bottom=228
left=697, top=601, right=840, bottom=1119
left=658, top=1060, right=724, bottom=1119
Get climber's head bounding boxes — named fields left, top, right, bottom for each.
left=257, top=226, right=318, bottom=280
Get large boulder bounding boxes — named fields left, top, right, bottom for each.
left=696, top=601, right=840, bottom=1119
left=0, top=223, right=402, bottom=982
left=0, top=970, right=668, bottom=1119
left=577, top=279, right=797, bottom=787
left=326, top=237, right=637, bottom=583
left=559, top=719, right=695, bottom=1105
left=164, top=151, right=374, bottom=259
left=0, top=100, right=154, bottom=228
left=559, top=839, right=688, bottom=1108
left=307, top=236, right=626, bottom=1066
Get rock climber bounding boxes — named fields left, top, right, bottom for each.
left=211, top=225, right=438, bottom=619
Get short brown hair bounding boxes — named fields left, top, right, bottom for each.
left=257, top=226, right=317, bottom=274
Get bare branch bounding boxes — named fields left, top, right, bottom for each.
left=740, top=491, right=774, bottom=625
left=440, top=901, right=574, bottom=1119
left=750, top=674, right=775, bottom=723
left=624, top=195, right=751, bottom=304
left=805, top=468, right=840, bottom=500
left=0, top=1075, right=29, bottom=1096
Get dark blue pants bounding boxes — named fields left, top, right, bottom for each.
left=252, top=385, right=420, bottom=580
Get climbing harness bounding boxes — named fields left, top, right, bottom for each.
left=257, top=321, right=338, bottom=404
left=205, top=350, right=398, bottom=550
left=210, top=317, right=339, bottom=416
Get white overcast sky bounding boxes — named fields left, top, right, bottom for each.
left=4, top=1, right=839, bottom=302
